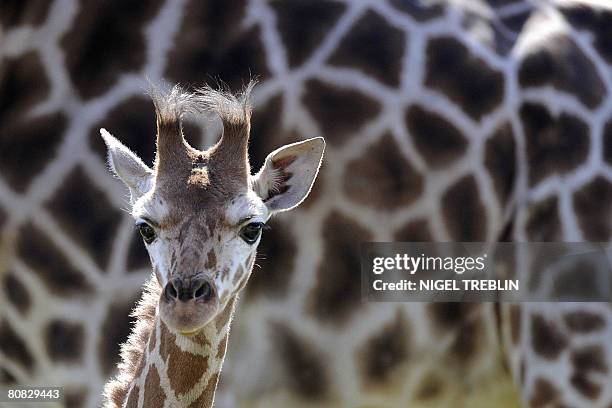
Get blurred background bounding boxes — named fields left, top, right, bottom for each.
left=1, top=0, right=611, bottom=407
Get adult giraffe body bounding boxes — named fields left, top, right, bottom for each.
left=1, top=1, right=612, bottom=407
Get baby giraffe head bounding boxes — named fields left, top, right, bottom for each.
left=100, top=83, right=324, bottom=335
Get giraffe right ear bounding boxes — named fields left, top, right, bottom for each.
left=100, top=128, right=153, bottom=202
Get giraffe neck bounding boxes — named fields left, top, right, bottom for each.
left=123, top=295, right=236, bottom=408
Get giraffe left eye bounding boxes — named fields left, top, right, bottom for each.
left=240, top=222, right=264, bottom=244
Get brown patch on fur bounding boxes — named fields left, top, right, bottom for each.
left=442, top=175, right=487, bottom=241
left=17, top=223, right=92, bottom=296
left=219, top=267, right=230, bottom=281
left=563, top=311, right=605, bottom=333
left=450, top=313, right=485, bottom=363
left=405, top=105, right=467, bottom=168
left=216, top=334, right=229, bottom=361
left=215, top=298, right=235, bottom=332
left=189, top=372, right=219, bottom=408
left=428, top=303, right=485, bottom=364
left=553, top=260, right=602, bottom=300
left=344, top=133, right=423, bottom=209
left=272, top=0, right=346, bottom=68
left=519, top=359, right=526, bottom=386
left=0, top=51, right=66, bottom=192
left=570, top=373, right=601, bottom=400
left=519, top=34, right=605, bottom=109
left=309, top=212, right=372, bottom=324
left=191, top=331, right=212, bottom=349
left=425, top=37, right=504, bottom=120
left=0, top=367, right=16, bottom=385
left=0, top=320, right=34, bottom=372
left=45, top=320, right=84, bottom=362
left=560, top=4, right=612, bottom=64
left=525, top=196, right=562, bottom=241
left=46, top=166, right=122, bottom=269
left=0, top=1, right=52, bottom=27
left=125, top=385, right=139, bottom=408
left=0, top=51, right=49, bottom=120
left=159, top=322, right=175, bottom=363
left=167, top=346, right=209, bottom=396
left=604, top=120, right=612, bottom=166
left=415, top=372, right=444, bottom=400
left=570, top=345, right=607, bottom=399
left=573, top=176, right=612, bottom=241
left=99, top=295, right=141, bottom=377
left=520, top=103, right=590, bottom=186
left=165, top=0, right=269, bottom=90
left=302, top=79, right=381, bottom=146
left=143, top=365, right=165, bottom=407
left=245, top=218, right=297, bottom=300
left=484, top=123, right=517, bottom=205
left=271, top=322, right=329, bottom=399
left=148, top=323, right=157, bottom=353
left=3, top=272, right=30, bottom=314
left=64, top=388, right=89, bottom=408
left=393, top=219, right=432, bottom=241
left=531, top=314, right=568, bottom=359
left=328, top=10, right=404, bottom=87
left=60, top=0, right=163, bottom=99
left=236, top=254, right=256, bottom=292
left=530, top=377, right=560, bottom=407
left=205, top=249, right=217, bottom=270
left=572, top=345, right=608, bottom=374
left=103, top=278, right=160, bottom=407
left=359, top=310, right=409, bottom=387
left=127, top=230, right=151, bottom=272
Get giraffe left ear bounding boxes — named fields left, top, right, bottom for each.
left=251, top=137, right=325, bottom=214
left=100, top=128, right=153, bottom=203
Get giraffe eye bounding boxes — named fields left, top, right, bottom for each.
left=240, top=222, right=264, bottom=244
left=137, top=222, right=156, bottom=244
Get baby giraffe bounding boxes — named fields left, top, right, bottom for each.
left=100, top=83, right=324, bottom=407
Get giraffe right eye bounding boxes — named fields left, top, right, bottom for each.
left=137, top=222, right=156, bottom=244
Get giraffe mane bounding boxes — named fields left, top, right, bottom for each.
left=103, top=275, right=161, bottom=407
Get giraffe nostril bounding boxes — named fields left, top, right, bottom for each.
left=164, top=280, right=179, bottom=301
left=193, top=280, right=212, bottom=301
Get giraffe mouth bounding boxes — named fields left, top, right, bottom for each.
left=159, top=287, right=220, bottom=335
left=179, top=327, right=201, bottom=336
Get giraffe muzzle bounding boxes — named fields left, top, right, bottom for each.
left=164, top=275, right=214, bottom=302
left=159, top=275, right=219, bottom=335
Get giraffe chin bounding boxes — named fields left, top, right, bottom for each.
left=159, top=297, right=219, bottom=336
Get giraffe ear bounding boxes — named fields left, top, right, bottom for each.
left=100, top=128, right=153, bottom=202
left=251, top=137, right=325, bottom=214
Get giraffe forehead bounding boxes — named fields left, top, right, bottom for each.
left=224, top=190, right=268, bottom=225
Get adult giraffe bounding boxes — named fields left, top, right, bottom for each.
left=1, top=0, right=611, bottom=407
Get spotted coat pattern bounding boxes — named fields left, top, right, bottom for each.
left=1, top=0, right=611, bottom=407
